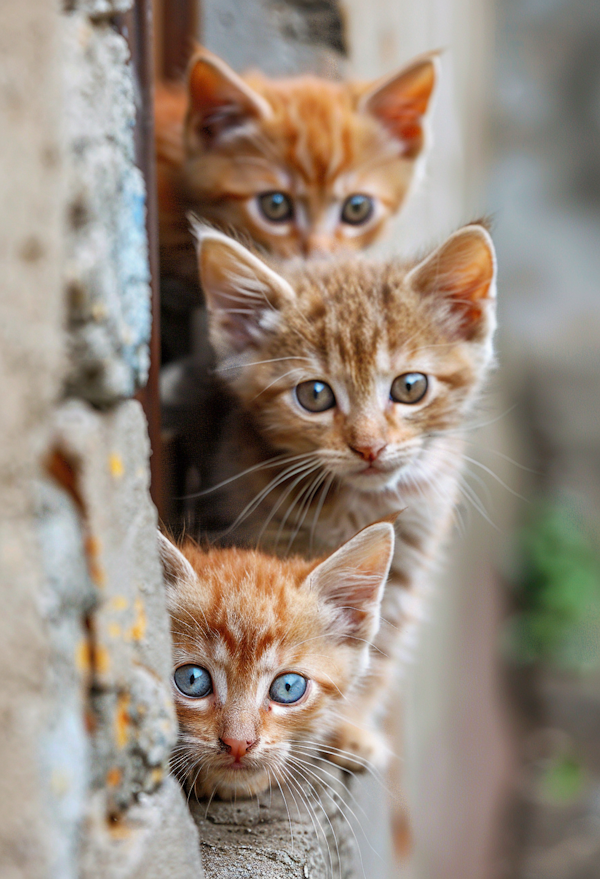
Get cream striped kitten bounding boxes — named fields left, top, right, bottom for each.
left=170, top=223, right=497, bottom=766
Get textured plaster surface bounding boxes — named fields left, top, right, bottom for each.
left=50, top=400, right=203, bottom=878
left=0, top=0, right=68, bottom=876
left=63, top=11, right=151, bottom=404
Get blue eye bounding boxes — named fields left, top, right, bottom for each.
left=269, top=673, right=308, bottom=705
left=174, top=665, right=212, bottom=698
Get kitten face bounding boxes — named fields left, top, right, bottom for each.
left=160, top=524, right=394, bottom=799
left=182, top=48, right=438, bottom=258
left=197, top=224, right=497, bottom=496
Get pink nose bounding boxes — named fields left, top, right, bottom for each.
left=220, top=737, right=256, bottom=761
left=350, top=441, right=387, bottom=463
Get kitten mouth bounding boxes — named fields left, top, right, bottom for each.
left=361, top=464, right=384, bottom=475
left=222, top=755, right=257, bottom=772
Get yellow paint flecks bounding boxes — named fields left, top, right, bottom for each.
left=150, top=767, right=163, bottom=787
left=85, top=535, right=106, bottom=588
left=128, top=597, right=146, bottom=642
left=109, top=596, right=128, bottom=612
left=85, top=535, right=101, bottom=558
left=107, top=815, right=132, bottom=839
left=95, top=644, right=110, bottom=676
left=76, top=638, right=92, bottom=673
left=90, top=563, right=106, bottom=588
left=115, top=692, right=130, bottom=749
left=107, top=623, right=121, bottom=638
left=108, top=453, right=124, bottom=480
left=106, top=767, right=122, bottom=788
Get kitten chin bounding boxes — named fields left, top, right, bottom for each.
left=159, top=523, right=394, bottom=798
left=190, top=757, right=277, bottom=801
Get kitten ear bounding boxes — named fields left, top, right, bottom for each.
left=194, top=225, right=296, bottom=355
left=359, top=52, right=439, bottom=158
left=307, top=522, right=394, bottom=644
left=157, top=531, right=196, bottom=590
left=187, top=48, right=272, bottom=142
left=406, top=224, right=497, bottom=341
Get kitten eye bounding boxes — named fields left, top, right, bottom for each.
left=258, top=191, right=294, bottom=223
left=295, top=380, right=336, bottom=413
left=269, top=673, right=308, bottom=705
left=341, top=194, right=374, bottom=226
left=174, top=665, right=213, bottom=698
left=390, top=373, right=428, bottom=405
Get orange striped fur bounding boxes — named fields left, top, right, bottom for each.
left=155, top=47, right=438, bottom=287
left=159, top=523, right=393, bottom=798
left=176, top=224, right=497, bottom=767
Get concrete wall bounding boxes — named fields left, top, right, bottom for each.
left=0, top=0, right=203, bottom=876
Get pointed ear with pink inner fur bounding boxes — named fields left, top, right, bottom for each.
left=187, top=48, right=272, bottom=143
left=307, top=522, right=394, bottom=646
left=194, top=225, right=296, bottom=357
left=359, top=53, right=439, bottom=158
left=406, top=224, right=497, bottom=342
left=157, top=531, right=196, bottom=590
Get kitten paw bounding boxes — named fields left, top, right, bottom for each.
left=323, top=722, right=388, bottom=773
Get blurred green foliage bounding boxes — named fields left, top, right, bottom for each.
left=538, top=754, right=585, bottom=805
left=504, top=501, right=600, bottom=672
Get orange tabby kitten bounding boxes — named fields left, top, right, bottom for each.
left=170, top=222, right=497, bottom=766
left=155, top=46, right=439, bottom=290
left=158, top=523, right=394, bottom=799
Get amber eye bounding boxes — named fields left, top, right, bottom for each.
left=341, top=194, right=374, bottom=225
left=295, top=380, right=336, bottom=412
left=390, top=373, right=428, bottom=404
left=258, top=191, right=294, bottom=223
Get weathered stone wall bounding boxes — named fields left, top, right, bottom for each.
left=0, top=0, right=203, bottom=876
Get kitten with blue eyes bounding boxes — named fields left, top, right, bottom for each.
left=158, top=523, right=394, bottom=799
left=168, top=221, right=497, bottom=766
left=155, top=46, right=438, bottom=362
left=156, top=46, right=438, bottom=279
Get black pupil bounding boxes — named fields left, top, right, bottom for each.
left=296, top=379, right=335, bottom=412
left=391, top=372, right=428, bottom=404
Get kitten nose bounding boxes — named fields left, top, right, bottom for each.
left=303, top=235, right=334, bottom=257
left=350, top=441, right=387, bottom=463
left=220, top=737, right=256, bottom=761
